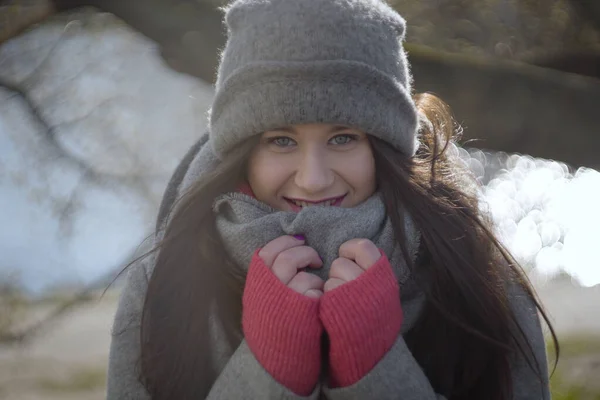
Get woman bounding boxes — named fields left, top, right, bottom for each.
left=107, top=0, right=558, bottom=399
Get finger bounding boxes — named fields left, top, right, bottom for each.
left=324, top=277, right=346, bottom=292
left=272, top=246, right=322, bottom=284
left=258, top=235, right=305, bottom=267
left=339, top=238, right=381, bottom=271
left=329, top=257, right=363, bottom=282
left=304, top=289, right=324, bottom=299
left=287, top=272, right=325, bottom=296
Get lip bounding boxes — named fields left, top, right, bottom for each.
left=284, top=194, right=347, bottom=212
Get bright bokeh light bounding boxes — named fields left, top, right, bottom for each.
left=468, top=148, right=600, bottom=287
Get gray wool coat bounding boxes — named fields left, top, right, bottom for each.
left=106, top=135, right=551, bottom=399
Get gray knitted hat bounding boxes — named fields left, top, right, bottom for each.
left=208, top=0, right=419, bottom=159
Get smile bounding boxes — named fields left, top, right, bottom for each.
left=284, top=195, right=346, bottom=211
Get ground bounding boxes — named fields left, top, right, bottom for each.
left=0, top=280, right=598, bottom=399
left=0, top=291, right=116, bottom=400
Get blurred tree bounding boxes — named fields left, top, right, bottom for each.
left=41, top=0, right=600, bottom=167
left=51, top=0, right=225, bottom=81
left=389, top=0, right=600, bottom=62
left=183, top=0, right=600, bottom=77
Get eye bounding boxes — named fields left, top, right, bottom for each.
left=329, top=134, right=358, bottom=145
left=267, top=136, right=296, bottom=147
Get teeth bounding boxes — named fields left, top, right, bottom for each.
left=291, top=199, right=337, bottom=208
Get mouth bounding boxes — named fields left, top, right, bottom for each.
left=284, top=194, right=346, bottom=212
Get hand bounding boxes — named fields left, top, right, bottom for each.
left=324, top=239, right=381, bottom=292
left=258, top=235, right=325, bottom=298
left=244, top=235, right=325, bottom=395
left=319, top=241, right=400, bottom=388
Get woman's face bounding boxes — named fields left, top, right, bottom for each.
left=247, top=123, right=376, bottom=212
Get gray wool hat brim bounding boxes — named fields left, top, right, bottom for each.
left=209, top=60, right=419, bottom=158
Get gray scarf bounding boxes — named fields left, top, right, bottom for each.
left=213, top=191, right=426, bottom=333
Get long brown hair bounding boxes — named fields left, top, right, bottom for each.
left=138, top=93, right=558, bottom=399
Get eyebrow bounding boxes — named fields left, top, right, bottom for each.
left=272, top=125, right=353, bottom=134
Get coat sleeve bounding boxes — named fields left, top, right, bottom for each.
left=106, top=256, right=152, bottom=400
left=508, top=280, right=552, bottom=399
left=106, top=257, right=321, bottom=400
left=322, top=281, right=550, bottom=400
left=207, top=340, right=321, bottom=400
left=321, top=335, right=446, bottom=400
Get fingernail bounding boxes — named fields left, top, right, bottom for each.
left=293, top=234, right=305, bottom=241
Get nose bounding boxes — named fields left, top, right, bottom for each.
left=294, top=147, right=334, bottom=194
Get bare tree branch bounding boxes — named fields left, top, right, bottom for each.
left=0, top=78, right=157, bottom=214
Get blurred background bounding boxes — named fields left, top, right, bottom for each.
left=0, top=0, right=599, bottom=399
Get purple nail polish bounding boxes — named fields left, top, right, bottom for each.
left=293, top=234, right=305, bottom=241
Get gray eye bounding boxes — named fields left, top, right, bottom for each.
left=273, top=137, right=293, bottom=146
left=330, top=135, right=354, bottom=145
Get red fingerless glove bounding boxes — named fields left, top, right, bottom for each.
left=320, top=253, right=402, bottom=388
left=242, top=250, right=323, bottom=395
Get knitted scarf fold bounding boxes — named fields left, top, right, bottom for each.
left=213, top=191, right=426, bottom=333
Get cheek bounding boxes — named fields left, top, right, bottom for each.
left=247, top=150, right=291, bottom=199
left=341, top=147, right=376, bottom=194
